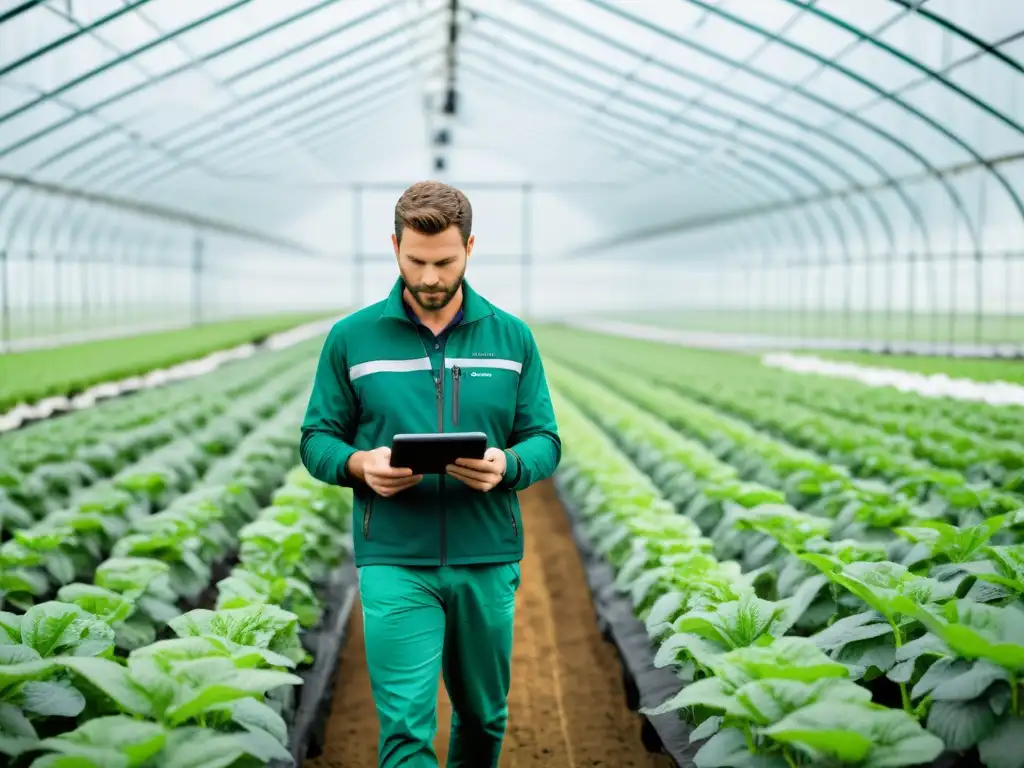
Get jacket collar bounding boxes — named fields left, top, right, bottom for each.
left=379, top=276, right=493, bottom=325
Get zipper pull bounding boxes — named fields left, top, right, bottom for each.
left=452, top=366, right=462, bottom=427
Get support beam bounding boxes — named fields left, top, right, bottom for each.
left=0, top=172, right=322, bottom=257
left=0, top=247, right=8, bottom=353
left=522, top=183, right=533, bottom=319
left=353, top=186, right=364, bottom=309
left=191, top=234, right=205, bottom=326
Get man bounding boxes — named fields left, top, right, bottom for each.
left=299, top=180, right=561, bottom=767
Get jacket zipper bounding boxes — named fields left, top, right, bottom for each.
left=507, top=494, right=518, bottom=537
left=452, top=366, right=462, bottom=427
left=363, top=497, right=374, bottom=540
left=437, top=346, right=447, bottom=566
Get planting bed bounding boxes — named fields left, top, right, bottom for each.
left=0, top=336, right=357, bottom=767
left=308, top=480, right=672, bottom=768
left=538, top=325, right=1024, bottom=768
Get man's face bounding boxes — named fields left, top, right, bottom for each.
left=393, top=224, right=474, bottom=312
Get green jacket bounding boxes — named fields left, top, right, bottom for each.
left=299, top=278, right=561, bottom=567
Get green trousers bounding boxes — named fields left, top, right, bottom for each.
left=359, top=562, right=521, bottom=768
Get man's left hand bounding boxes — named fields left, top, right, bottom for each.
left=447, top=448, right=506, bottom=491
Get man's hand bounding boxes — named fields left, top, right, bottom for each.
left=447, top=447, right=506, bottom=491
left=348, top=447, right=422, bottom=498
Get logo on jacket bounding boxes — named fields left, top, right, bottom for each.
left=471, top=352, right=495, bottom=357
left=470, top=371, right=492, bottom=377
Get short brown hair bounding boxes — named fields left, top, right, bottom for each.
left=394, top=180, right=472, bottom=247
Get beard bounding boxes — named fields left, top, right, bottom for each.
left=401, top=267, right=465, bottom=312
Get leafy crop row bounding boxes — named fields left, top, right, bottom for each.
left=1, top=311, right=333, bottom=414
left=550, top=386, right=946, bottom=768
left=544, top=336, right=1024, bottom=768
left=0, top=340, right=353, bottom=766
left=1, top=338, right=321, bottom=531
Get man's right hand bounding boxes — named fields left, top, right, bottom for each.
left=347, top=447, right=423, bottom=497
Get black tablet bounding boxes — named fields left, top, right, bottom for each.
left=390, top=432, right=488, bottom=475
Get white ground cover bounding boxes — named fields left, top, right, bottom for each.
left=0, top=316, right=338, bottom=433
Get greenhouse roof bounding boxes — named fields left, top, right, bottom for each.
left=1, top=0, right=1023, bottom=258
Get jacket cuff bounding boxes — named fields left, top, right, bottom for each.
left=335, top=445, right=360, bottom=485
left=502, top=448, right=522, bottom=489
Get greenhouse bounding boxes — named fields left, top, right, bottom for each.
left=1, top=1, right=1022, bottom=767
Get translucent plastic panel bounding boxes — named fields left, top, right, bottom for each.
left=723, top=0, right=803, bottom=36
left=925, top=0, right=1024, bottom=45
left=858, top=97, right=974, bottom=167
left=946, top=55, right=1024, bottom=128
left=202, top=0, right=393, bottom=82
left=874, top=10, right=977, bottom=69
left=835, top=41, right=923, bottom=93
left=801, top=63, right=883, bottom=113
left=0, top=4, right=75, bottom=65
left=224, top=4, right=425, bottom=96
left=899, top=78, right=1024, bottom=158
left=753, top=41, right=824, bottom=83
left=780, top=9, right=862, bottom=58
left=466, top=0, right=644, bottom=73
left=671, top=12, right=770, bottom=62
left=812, top=0, right=904, bottom=33
left=0, top=80, right=39, bottom=117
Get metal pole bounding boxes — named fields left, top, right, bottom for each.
left=353, top=185, right=363, bottom=309
left=907, top=252, right=916, bottom=345
left=975, top=248, right=983, bottom=347
left=191, top=233, right=204, bottom=326
left=0, top=248, right=8, bottom=353
left=521, top=183, right=532, bottom=319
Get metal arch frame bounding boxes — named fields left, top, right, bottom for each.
left=0, top=1, right=156, bottom=79
left=0, top=173, right=320, bottom=254
left=488, top=1, right=906, bottom=341
left=0, top=0, right=258, bottom=153
left=797, top=0, right=1024, bottom=138
left=465, top=12, right=875, bottom=268
left=455, top=59, right=766, bottom=202
left=509, top=0, right=918, bottom=263
left=0, top=0, right=435, bottom=250
left=460, top=28, right=853, bottom=284
left=674, top=0, right=1021, bottom=251
left=60, top=0, right=424, bottom=191
left=570, top=0, right=984, bottom=258
left=218, top=86, right=419, bottom=177
left=455, top=58, right=795, bottom=233
left=97, top=47, right=434, bottom=197
left=891, top=0, right=1024, bottom=74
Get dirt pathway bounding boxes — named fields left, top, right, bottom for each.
left=305, top=480, right=673, bottom=767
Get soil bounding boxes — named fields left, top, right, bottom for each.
left=304, top=480, right=675, bottom=768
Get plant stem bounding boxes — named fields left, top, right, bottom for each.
left=891, top=622, right=913, bottom=713
left=1012, top=675, right=1019, bottom=717
left=900, top=683, right=912, bottom=713
left=784, top=748, right=800, bottom=768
